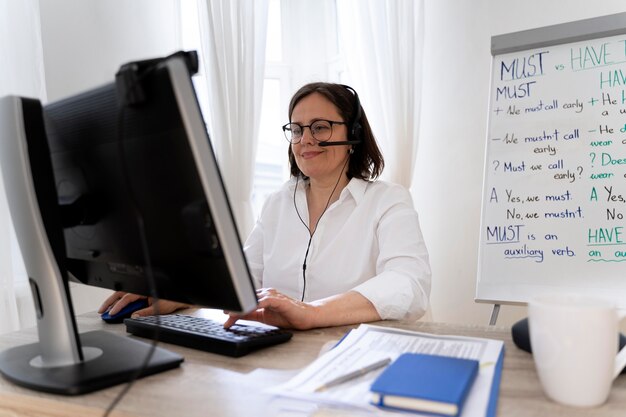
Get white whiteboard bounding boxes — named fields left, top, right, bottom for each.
left=477, top=13, right=626, bottom=306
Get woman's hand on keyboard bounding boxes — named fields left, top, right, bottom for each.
left=98, top=291, right=190, bottom=318
left=223, top=288, right=316, bottom=330
left=223, top=288, right=381, bottom=330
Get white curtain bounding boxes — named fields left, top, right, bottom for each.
left=0, top=0, right=46, bottom=333
left=196, top=0, right=269, bottom=239
left=337, top=0, right=425, bottom=188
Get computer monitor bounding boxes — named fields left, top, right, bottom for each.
left=0, top=51, right=258, bottom=394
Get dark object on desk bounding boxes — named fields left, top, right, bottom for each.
left=512, top=317, right=626, bottom=375
left=370, top=353, right=479, bottom=416
left=101, top=299, right=150, bottom=323
left=511, top=318, right=532, bottom=353
left=125, top=314, right=293, bottom=357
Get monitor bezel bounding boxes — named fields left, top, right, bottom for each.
left=165, top=57, right=257, bottom=314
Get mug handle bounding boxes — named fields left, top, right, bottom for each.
left=614, top=310, right=626, bottom=379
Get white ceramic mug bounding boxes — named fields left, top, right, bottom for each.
left=528, top=293, right=626, bottom=407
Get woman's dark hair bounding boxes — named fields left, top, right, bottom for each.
left=287, top=82, right=384, bottom=180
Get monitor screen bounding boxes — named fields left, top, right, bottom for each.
left=0, top=51, right=257, bottom=394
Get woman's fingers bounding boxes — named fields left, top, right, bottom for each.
left=107, top=293, right=145, bottom=316
left=98, top=291, right=125, bottom=314
left=98, top=291, right=143, bottom=314
left=223, top=288, right=312, bottom=329
left=223, top=314, right=240, bottom=329
left=100, top=290, right=191, bottom=316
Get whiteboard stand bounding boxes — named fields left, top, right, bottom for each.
left=489, top=304, right=500, bottom=326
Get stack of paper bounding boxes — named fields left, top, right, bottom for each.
left=266, top=324, right=504, bottom=416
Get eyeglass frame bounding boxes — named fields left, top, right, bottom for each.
left=281, top=119, right=347, bottom=144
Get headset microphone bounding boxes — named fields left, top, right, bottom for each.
left=318, top=139, right=361, bottom=147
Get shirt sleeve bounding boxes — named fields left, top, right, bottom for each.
left=351, top=185, right=431, bottom=321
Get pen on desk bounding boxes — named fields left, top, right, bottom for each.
left=314, top=357, right=392, bottom=393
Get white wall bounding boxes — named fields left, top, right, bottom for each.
left=38, top=0, right=182, bottom=313
left=414, top=0, right=626, bottom=327
left=40, top=0, right=181, bottom=101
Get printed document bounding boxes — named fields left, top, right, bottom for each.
left=266, top=324, right=504, bottom=416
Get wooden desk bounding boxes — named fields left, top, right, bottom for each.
left=1, top=310, right=626, bottom=417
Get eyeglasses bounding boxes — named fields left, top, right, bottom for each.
left=282, top=120, right=346, bottom=144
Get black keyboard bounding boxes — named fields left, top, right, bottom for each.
left=124, top=314, right=293, bottom=357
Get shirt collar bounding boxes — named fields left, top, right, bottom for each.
left=342, top=178, right=368, bottom=205
left=289, top=176, right=369, bottom=205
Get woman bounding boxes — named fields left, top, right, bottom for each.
left=99, top=82, right=431, bottom=330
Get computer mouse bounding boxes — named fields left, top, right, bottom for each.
left=101, top=299, right=150, bottom=323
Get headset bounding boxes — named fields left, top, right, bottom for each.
left=318, top=84, right=363, bottom=147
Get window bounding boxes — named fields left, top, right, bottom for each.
left=178, top=0, right=346, bottom=220
left=252, top=0, right=290, bottom=218
left=254, top=0, right=349, bottom=218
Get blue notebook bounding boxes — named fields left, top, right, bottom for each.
left=486, top=347, right=504, bottom=417
left=370, top=353, right=479, bottom=416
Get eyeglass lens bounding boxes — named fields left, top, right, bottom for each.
left=284, top=120, right=333, bottom=143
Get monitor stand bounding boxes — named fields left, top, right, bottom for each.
left=0, top=328, right=183, bottom=395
